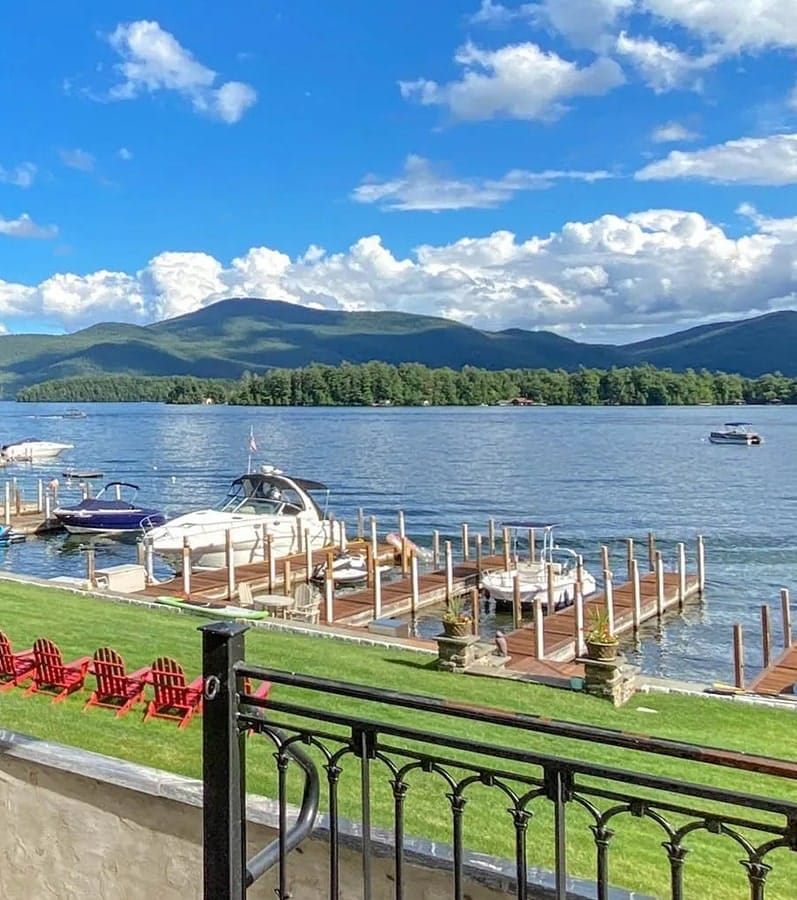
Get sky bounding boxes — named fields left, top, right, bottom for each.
left=2, top=0, right=797, bottom=343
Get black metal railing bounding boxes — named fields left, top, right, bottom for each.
left=201, top=622, right=797, bottom=900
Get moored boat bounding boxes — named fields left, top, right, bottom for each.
left=2, top=437, right=74, bottom=461
left=708, top=422, right=762, bottom=445
left=53, top=481, right=166, bottom=534
left=310, top=550, right=392, bottom=587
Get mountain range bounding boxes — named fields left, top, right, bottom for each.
left=1, top=299, right=794, bottom=393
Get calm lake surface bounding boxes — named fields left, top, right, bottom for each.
left=1, top=401, right=795, bottom=685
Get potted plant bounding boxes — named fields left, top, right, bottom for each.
left=585, top=605, right=618, bottom=661
left=441, top=594, right=472, bottom=638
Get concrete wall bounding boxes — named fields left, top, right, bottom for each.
left=0, top=730, right=591, bottom=900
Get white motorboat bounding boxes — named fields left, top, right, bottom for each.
left=480, top=522, right=598, bottom=610
left=145, top=466, right=339, bottom=571
left=708, top=422, right=762, bottom=445
left=310, top=550, right=392, bottom=587
left=1, top=437, right=74, bottom=461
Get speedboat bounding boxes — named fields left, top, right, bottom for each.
left=1, top=437, right=74, bottom=461
left=62, top=408, right=87, bottom=419
left=708, top=422, right=762, bottom=445
left=53, top=481, right=166, bottom=534
left=480, top=522, right=598, bottom=610
left=310, top=550, right=392, bottom=587
left=146, top=466, right=339, bottom=571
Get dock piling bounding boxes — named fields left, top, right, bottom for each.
left=528, top=528, right=535, bottom=561
left=366, top=542, right=374, bottom=588
left=283, top=559, right=292, bottom=597
left=374, top=565, right=382, bottom=619
left=534, top=597, right=544, bottom=659
left=444, top=541, right=453, bottom=603
left=488, top=518, right=495, bottom=555
left=370, top=516, right=378, bottom=565
left=225, top=529, right=235, bottom=600
left=503, top=529, right=511, bottom=572
left=475, top=534, right=482, bottom=583
left=339, top=521, right=347, bottom=553
left=37, top=479, right=43, bottom=514
left=267, top=535, right=275, bottom=593
left=432, top=530, right=440, bottom=570
left=410, top=553, right=419, bottom=616
left=144, top=537, right=154, bottom=585
left=626, top=537, right=634, bottom=581
left=3, top=483, right=9, bottom=526
left=325, top=571, right=334, bottom=625
left=655, top=551, right=665, bottom=618
left=547, top=563, right=556, bottom=616
left=733, top=624, right=745, bottom=689
left=296, top=522, right=303, bottom=555
left=677, top=542, right=686, bottom=608
left=761, top=604, right=772, bottom=669
left=400, top=537, right=410, bottom=576
left=697, top=534, right=706, bottom=593
left=86, top=548, right=96, bottom=587
left=462, top=523, right=469, bottom=561
left=604, top=568, right=615, bottom=634
left=398, top=510, right=405, bottom=540
left=647, top=531, right=656, bottom=572
left=181, top=538, right=191, bottom=597
left=305, top=531, right=313, bottom=584
left=136, top=541, right=145, bottom=568
left=512, top=573, right=521, bottom=631
left=631, top=558, right=641, bottom=635
left=600, top=544, right=610, bottom=572
left=782, top=588, right=792, bottom=648
left=574, top=582, right=585, bottom=657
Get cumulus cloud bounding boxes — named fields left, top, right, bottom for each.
left=400, top=41, right=624, bottom=121
left=636, top=133, right=797, bottom=184
left=0, top=162, right=36, bottom=188
left=534, top=0, right=634, bottom=49
left=0, top=214, right=57, bottom=239
left=468, top=0, right=530, bottom=25
left=1, top=209, right=797, bottom=340
left=105, top=20, right=257, bottom=123
left=118, top=147, right=133, bottom=161
left=352, top=155, right=612, bottom=211
left=615, top=32, right=715, bottom=93
left=650, top=121, right=699, bottom=143
left=59, top=148, right=95, bottom=172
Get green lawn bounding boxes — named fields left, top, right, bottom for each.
left=1, top=581, right=796, bottom=899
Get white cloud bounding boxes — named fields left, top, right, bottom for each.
left=0, top=213, right=58, bottom=239
left=535, top=0, right=634, bottom=49
left=642, top=0, right=797, bottom=53
left=0, top=162, right=36, bottom=188
left=400, top=41, right=624, bottom=121
left=352, top=155, right=611, bottom=211
left=105, top=20, right=257, bottom=123
left=118, top=147, right=133, bottom=161
left=650, top=121, right=699, bottom=143
left=468, top=0, right=529, bottom=25
left=2, top=208, right=797, bottom=340
left=615, top=32, right=715, bottom=93
left=637, top=133, right=797, bottom=184
left=59, top=148, right=96, bottom=172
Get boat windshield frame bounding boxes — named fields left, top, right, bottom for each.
left=216, top=473, right=328, bottom=518
left=500, top=522, right=563, bottom=564
left=721, top=422, right=755, bottom=432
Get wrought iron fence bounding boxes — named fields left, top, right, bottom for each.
left=201, top=622, right=797, bottom=900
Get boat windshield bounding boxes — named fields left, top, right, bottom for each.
left=217, top=474, right=309, bottom=517
left=723, top=422, right=753, bottom=431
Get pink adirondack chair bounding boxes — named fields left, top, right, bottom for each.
left=84, top=647, right=152, bottom=717
left=0, top=630, right=35, bottom=691
left=143, top=657, right=204, bottom=729
left=24, top=638, right=92, bottom=703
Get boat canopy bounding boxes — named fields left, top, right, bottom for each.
left=500, top=521, right=561, bottom=529
left=231, top=472, right=329, bottom=493
left=724, top=422, right=753, bottom=428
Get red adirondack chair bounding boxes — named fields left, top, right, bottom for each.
left=0, top=630, right=35, bottom=691
left=84, top=647, right=152, bottom=717
left=24, top=638, right=92, bottom=703
left=143, top=657, right=204, bottom=729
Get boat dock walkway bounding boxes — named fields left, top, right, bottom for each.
left=748, top=645, right=797, bottom=696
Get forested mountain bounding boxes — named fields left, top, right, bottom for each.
left=1, top=298, right=795, bottom=395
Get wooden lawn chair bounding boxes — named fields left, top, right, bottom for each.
left=84, top=647, right=152, bottom=717
left=238, top=582, right=255, bottom=607
left=287, top=583, right=321, bottom=624
left=143, top=657, right=204, bottom=729
left=0, top=629, right=36, bottom=691
left=24, top=638, right=92, bottom=703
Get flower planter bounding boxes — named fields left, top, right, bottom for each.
left=442, top=619, right=472, bottom=639
left=585, top=639, right=618, bottom=661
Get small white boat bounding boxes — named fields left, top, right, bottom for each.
left=1, top=437, right=74, bottom=461
left=146, top=466, right=340, bottom=571
left=311, top=551, right=392, bottom=586
left=480, top=522, right=598, bottom=610
left=708, top=422, right=762, bottom=445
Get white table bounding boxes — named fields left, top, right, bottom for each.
left=253, top=594, right=294, bottom=619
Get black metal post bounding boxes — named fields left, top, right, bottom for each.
left=201, top=621, right=250, bottom=900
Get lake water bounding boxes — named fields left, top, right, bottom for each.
left=1, top=401, right=795, bottom=686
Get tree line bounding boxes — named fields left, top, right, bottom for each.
left=14, top=362, right=797, bottom=406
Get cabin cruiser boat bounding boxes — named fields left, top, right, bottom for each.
left=480, top=522, right=598, bottom=610
left=53, top=482, right=167, bottom=534
left=708, top=422, right=762, bottom=445
left=145, top=466, right=339, bottom=571
left=1, top=437, right=73, bottom=461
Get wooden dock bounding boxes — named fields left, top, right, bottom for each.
left=731, top=588, right=795, bottom=697
left=748, top=645, right=797, bottom=696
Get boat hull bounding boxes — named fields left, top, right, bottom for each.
left=3, top=441, right=74, bottom=461
left=708, top=433, right=761, bottom=445
left=56, top=510, right=167, bottom=534
left=482, top=570, right=598, bottom=609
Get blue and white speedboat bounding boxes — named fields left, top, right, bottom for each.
left=53, top=481, right=166, bottom=535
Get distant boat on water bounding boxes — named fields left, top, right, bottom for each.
left=62, top=408, right=87, bottom=419
left=708, top=422, right=762, bottom=445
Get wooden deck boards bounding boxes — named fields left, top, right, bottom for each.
left=749, top=644, right=797, bottom=696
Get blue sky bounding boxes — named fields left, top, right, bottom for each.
left=1, top=0, right=797, bottom=341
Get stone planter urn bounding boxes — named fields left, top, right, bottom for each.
left=585, top=638, right=618, bottom=662
left=442, top=617, right=472, bottom=639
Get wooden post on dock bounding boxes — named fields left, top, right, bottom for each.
left=461, top=523, right=469, bottom=561
left=574, top=582, right=585, bottom=657
left=475, top=535, right=482, bottom=583
left=534, top=597, right=544, bottom=659
left=225, top=529, right=236, bottom=600
left=503, top=531, right=511, bottom=572
left=697, top=535, right=705, bottom=593
left=14, top=483, right=21, bottom=515
left=260, top=524, right=268, bottom=564
left=283, top=559, right=292, bottom=597
left=647, top=532, right=656, bottom=572
left=267, top=535, right=275, bottom=593
left=44, top=493, right=51, bottom=522
left=357, top=507, right=364, bottom=540
left=181, top=538, right=191, bottom=597
left=488, top=518, right=495, bottom=555
left=470, top=587, right=479, bottom=639
left=600, top=544, right=609, bottom=572
left=3, top=483, right=9, bottom=526
left=400, top=537, right=410, bottom=576
left=86, top=548, right=96, bottom=587
left=145, top=537, right=154, bottom=585
left=325, top=549, right=335, bottom=586
left=325, top=571, right=334, bottom=625
left=305, top=531, right=313, bottom=583
left=370, top=516, right=378, bottom=564
left=655, top=551, right=665, bottom=617
left=374, top=565, right=382, bottom=619
left=339, top=521, right=347, bottom=552
left=631, top=558, right=641, bottom=635
left=529, top=528, right=536, bottom=562
left=432, top=531, right=440, bottom=570
left=547, top=563, right=556, bottom=615
left=296, top=521, right=303, bottom=555
left=677, top=542, right=686, bottom=608
left=626, top=537, right=634, bottom=581
left=410, top=553, right=419, bottom=616
left=733, top=624, right=745, bottom=689
left=365, top=542, right=374, bottom=588
left=136, top=540, right=146, bottom=568
left=37, top=479, right=43, bottom=514
left=445, top=541, right=453, bottom=603
left=761, top=604, right=772, bottom=669
left=782, top=588, right=792, bottom=648
left=512, top=573, right=521, bottom=631
left=604, top=568, right=615, bottom=634
left=398, top=510, right=406, bottom=540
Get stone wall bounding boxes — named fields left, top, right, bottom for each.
left=0, top=730, right=605, bottom=900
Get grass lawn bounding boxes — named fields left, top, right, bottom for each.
left=1, top=581, right=796, bottom=899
